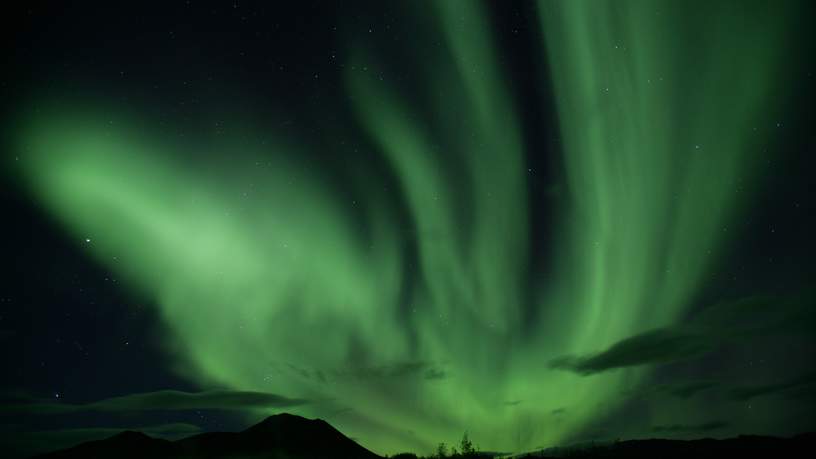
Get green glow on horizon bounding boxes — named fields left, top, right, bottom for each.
left=10, top=0, right=794, bottom=455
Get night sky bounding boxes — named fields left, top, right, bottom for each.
left=2, top=1, right=815, bottom=457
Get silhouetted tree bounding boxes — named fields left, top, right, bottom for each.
left=435, top=442, right=449, bottom=458
left=460, top=432, right=476, bottom=456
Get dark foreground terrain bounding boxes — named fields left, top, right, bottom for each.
left=32, top=413, right=380, bottom=459
left=517, top=432, right=816, bottom=458
left=29, top=413, right=815, bottom=459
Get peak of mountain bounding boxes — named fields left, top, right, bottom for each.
left=35, top=430, right=173, bottom=459
left=246, top=412, right=331, bottom=433
left=34, top=413, right=381, bottom=459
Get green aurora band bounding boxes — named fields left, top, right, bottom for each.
left=9, top=0, right=796, bottom=454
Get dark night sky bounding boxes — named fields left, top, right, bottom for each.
left=1, top=1, right=815, bottom=457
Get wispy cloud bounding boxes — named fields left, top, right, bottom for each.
left=656, top=380, right=719, bottom=399
left=549, top=328, right=711, bottom=375
left=730, top=373, right=816, bottom=401
left=0, top=389, right=308, bottom=414
left=549, top=293, right=815, bottom=376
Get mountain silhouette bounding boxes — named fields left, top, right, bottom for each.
left=28, top=416, right=816, bottom=459
left=32, top=413, right=381, bottom=459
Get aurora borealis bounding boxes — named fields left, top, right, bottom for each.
left=2, top=1, right=815, bottom=457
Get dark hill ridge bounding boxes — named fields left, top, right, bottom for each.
left=521, top=432, right=816, bottom=458
left=29, top=414, right=816, bottom=459
left=33, top=413, right=381, bottom=459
